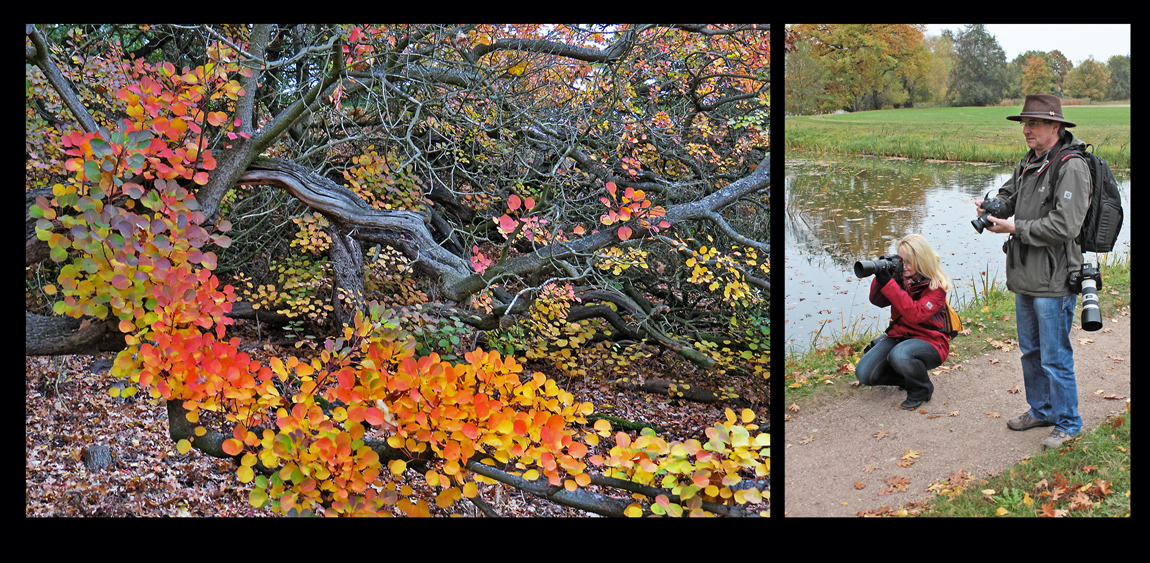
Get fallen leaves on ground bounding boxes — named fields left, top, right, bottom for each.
left=878, top=475, right=910, bottom=496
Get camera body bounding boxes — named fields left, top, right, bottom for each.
left=854, top=254, right=903, bottom=278
left=1069, top=263, right=1103, bottom=331
left=972, top=197, right=1008, bottom=234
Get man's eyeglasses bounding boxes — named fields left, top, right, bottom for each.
left=1020, top=120, right=1051, bottom=129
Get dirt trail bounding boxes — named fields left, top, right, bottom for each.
left=783, top=307, right=1131, bottom=517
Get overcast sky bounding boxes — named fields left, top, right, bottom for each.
left=925, top=24, right=1131, bottom=66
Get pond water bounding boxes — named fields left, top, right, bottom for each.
left=784, top=152, right=1131, bottom=354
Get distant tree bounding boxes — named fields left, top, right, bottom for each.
left=1065, top=57, right=1111, bottom=101
left=947, top=24, right=1007, bottom=106
left=1106, top=54, right=1131, bottom=100
left=1047, top=50, right=1072, bottom=93
left=921, top=33, right=955, bottom=105
left=1021, top=54, right=1056, bottom=96
left=785, top=40, right=832, bottom=115
left=791, top=23, right=926, bottom=112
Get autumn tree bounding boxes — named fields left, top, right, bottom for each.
left=788, top=24, right=928, bottom=112
left=1021, top=54, right=1056, bottom=96
left=1064, top=57, right=1111, bottom=102
left=26, top=23, right=768, bottom=516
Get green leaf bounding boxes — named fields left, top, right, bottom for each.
left=83, top=160, right=101, bottom=181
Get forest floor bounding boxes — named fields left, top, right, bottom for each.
left=25, top=320, right=768, bottom=517
left=783, top=307, right=1130, bottom=517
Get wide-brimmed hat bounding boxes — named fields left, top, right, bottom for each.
left=1006, top=94, right=1076, bottom=128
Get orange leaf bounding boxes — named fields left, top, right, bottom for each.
left=222, top=438, right=243, bottom=456
left=365, top=407, right=384, bottom=426
left=567, top=442, right=588, bottom=458
left=617, top=225, right=632, bottom=241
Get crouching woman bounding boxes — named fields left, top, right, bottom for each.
left=855, top=234, right=953, bottom=410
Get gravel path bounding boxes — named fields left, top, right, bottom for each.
left=784, top=307, right=1131, bottom=517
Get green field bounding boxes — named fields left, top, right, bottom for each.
left=786, top=105, right=1131, bottom=169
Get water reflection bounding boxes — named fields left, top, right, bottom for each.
left=785, top=152, right=1131, bottom=353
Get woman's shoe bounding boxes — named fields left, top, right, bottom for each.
left=900, top=396, right=930, bottom=410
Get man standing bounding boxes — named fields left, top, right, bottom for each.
left=976, top=94, right=1092, bottom=449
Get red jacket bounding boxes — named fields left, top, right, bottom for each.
left=869, top=275, right=950, bottom=363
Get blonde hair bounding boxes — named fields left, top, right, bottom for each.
left=895, top=234, right=952, bottom=293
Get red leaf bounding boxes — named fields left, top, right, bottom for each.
left=617, top=225, right=632, bottom=241
left=508, top=194, right=521, bottom=211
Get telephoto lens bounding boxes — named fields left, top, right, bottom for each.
left=1080, top=277, right=1102, bottom=331
left=854, top=255, right=901, bottom=278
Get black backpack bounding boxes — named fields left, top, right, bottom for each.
left=1048, top=143, right=1124, bottom=253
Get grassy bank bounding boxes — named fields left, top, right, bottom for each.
left=786, top=105, right=1131, bottom=169
left=784, top=251, right=1132, bottom=517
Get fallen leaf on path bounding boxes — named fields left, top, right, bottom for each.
left=879, top=475, right=910, bottom=495
left=948, top=411, right=960, bottom=417
left=1107, top=355, right=1125, bottom=361
left=873, top=430, right=889, bottom=440
left=789, top=403, right=800, bottom=413
left=854, top=482, right=866, bottom=490
left=986, top=412, right=1001, bottom=418
left=1008, top=385, right=1021, bottom=394
left=862, top=464, right=878, bottom=474
left=988, top=358, right=1000, bottom=364
left=896, top=459, right=915, bottom=467
left=798, top=436, right=813, bottom=445
left=1103, top=394, right=1126, bottom=400
left=901, top=449, right=921, bottom=460
left=1078, top=338, right=1094, bottom=345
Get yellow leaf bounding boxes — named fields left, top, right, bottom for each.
left=624, top=503, right=643, bottom=517
left=995, top=507, right=1009, bottom=516
left=176, top=439, right=191, bottom=454
left=389, top=459, right=407, bottom=476
left=237, top=465, right=254, bottom=483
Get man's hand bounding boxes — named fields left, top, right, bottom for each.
left=985, top=214, right=1016, bottom=234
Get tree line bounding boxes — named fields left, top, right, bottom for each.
left=785, top=24, right=1131, bottom=115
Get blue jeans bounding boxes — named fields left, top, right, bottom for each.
left=1015, top=293, right=1081, bottom=434
left=855, top=337, right=941, bottom=401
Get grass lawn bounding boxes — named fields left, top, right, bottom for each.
left=786, top=105, right=1130, bottom=169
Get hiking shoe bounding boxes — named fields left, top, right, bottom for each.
left=1006, top=412, right=1053, bottom=431
left=900, top=396, right=930, bottom=410
left=1042, top=429, right=1075, bottom=450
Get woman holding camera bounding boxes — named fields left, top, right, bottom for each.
left=855, top=234, right=954, bottom=409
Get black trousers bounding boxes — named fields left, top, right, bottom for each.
left=855, top=336, right=942, bottom=401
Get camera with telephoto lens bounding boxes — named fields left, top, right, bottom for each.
left=972, top=194, right=1008, bottom=234
left=854, top=254, right=903, bottom=278
left=1069, top=263, right=1103, bottom=331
